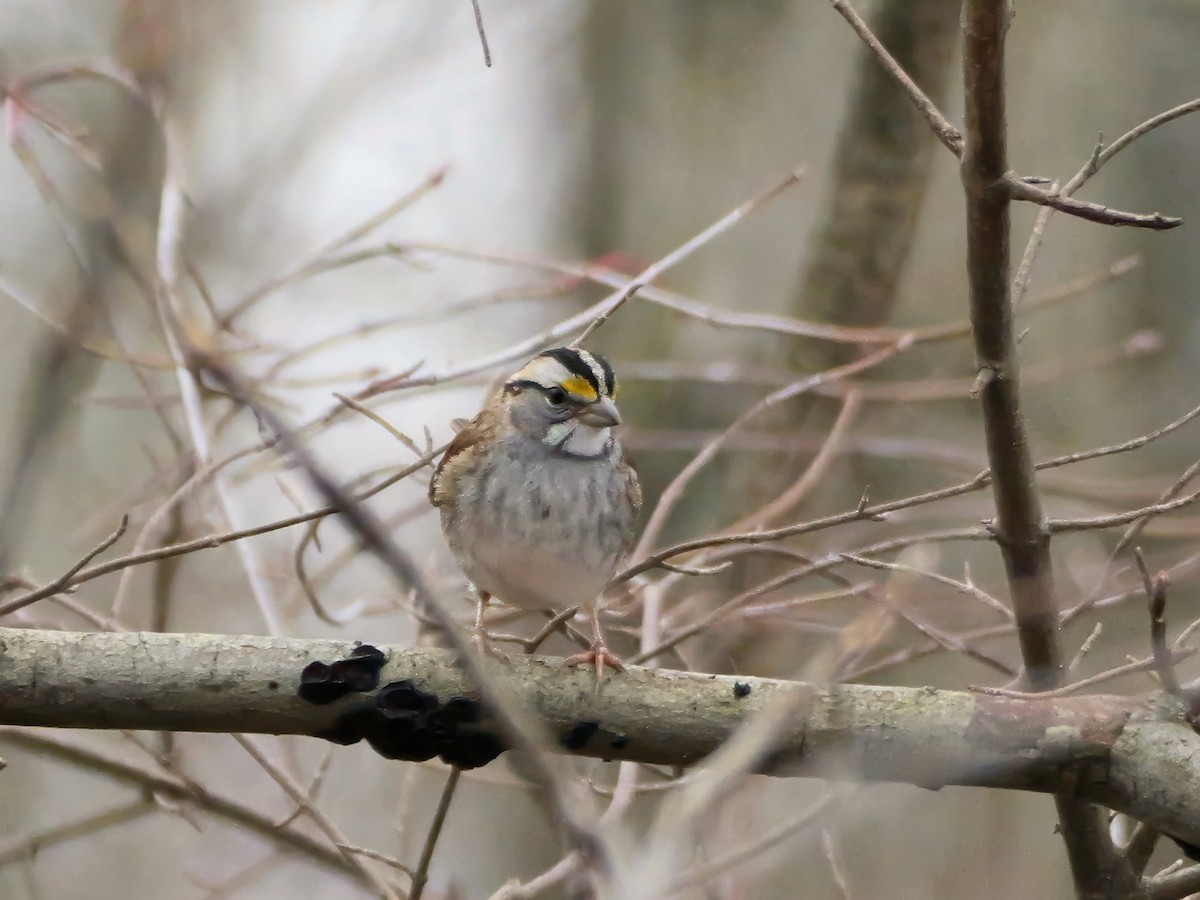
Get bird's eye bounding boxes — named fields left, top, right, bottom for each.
left=546, top=386, right=568, bottom=406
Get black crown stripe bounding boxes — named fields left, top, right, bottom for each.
left=595, top=353, right=616, bottom=397
left=538, top=347, right=606, bottom=395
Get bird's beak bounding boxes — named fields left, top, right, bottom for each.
left=575, top=395, right=622, bottom=428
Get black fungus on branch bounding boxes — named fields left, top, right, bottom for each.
left=299, top=652, right=506, bottom=770
left=297, top=644, right=387, bottom=704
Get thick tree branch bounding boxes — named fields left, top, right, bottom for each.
left=962, top=0, right=1059, bottom=689
left=962, top=3, right=1142, bottom=896
left=2, top=628, right=1200, bottom=850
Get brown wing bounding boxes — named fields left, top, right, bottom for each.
left=428, top=409, right=495, bottom=508
left=618, top=446, right=643, bottom=554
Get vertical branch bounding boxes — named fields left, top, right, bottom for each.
left=961, top=3, right=1139, bottom=897
left=961, top=0, right=1060, bottom=689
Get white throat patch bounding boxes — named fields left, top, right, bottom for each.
left=545, top=421, right=611, bottom=457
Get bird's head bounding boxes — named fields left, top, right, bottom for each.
left=503, top=347, right=622, bottom=457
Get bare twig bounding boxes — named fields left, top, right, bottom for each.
left=571, top=167, right=806, bottom=346
left=620, top=476, right=988, bottom=583
left=223, top=167, right=448, bottom=325
left=410, top=766, right=462, bottom=900
left=0, top=515, right=128, bottom=618
left=399, top=243, right=1134, bottom=351
left=1003, top=172, right=1180, bottom=230
left=838, top=552, right=1011, bottom=620
left=1137, top=550, right=1181, bottom=696
left=1067, top=624, right=1104, bottom=674
left=334, top=392, right=422, bottom=454
left=362, top=169, right=804, bottom=398
left=828, top=0, right=963, bottom=154
left=634, top=342, right=903, bottom=557
left=630, top=528, right=991, bottom=665
left=470, top=0, right=492, bottom=67
left=1049, top=489, right=1200, bottom=533
left=1015, top=98, right=1200, bottom=303
left=823, top=826, right=854, bottom=900
left=0, top=800, right=150, bottom=868
left=665, top=791, right=845, bottom=897
left=731, top=391, right=863, bottom=531
left=336, top=845, right=414, bottom=876
left=1037, top=401, right=1200, bottom=474
left=0, top=447, right=444, bottom=612
left=233, top=734, right=400, bottom=899
left=0, top=728, right=363, bottom=881
left=970, top=648, right=1194, bottom=700
left=488, top=854, right=581, bottom=900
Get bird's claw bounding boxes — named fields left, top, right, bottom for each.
left=564, top=643, right=625, bottom=683
left=470, top=630, right=511, bottom=664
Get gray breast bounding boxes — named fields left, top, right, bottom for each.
left=445, top=439, right=635, bottom=610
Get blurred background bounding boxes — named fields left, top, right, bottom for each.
left=2, top=1, right=1200, bottom=897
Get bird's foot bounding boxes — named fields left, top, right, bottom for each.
left=470, top=628, right=511, bottom=664
left=564, top=641, right=625, bottom=682
left=464, top=589, right=509, bottom=663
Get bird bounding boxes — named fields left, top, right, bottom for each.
left=429, top=346, right=642, bottom=676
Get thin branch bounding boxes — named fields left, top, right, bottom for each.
left=1037, top=400, right=1200, bottom=474
left=731, top=390, right=863, bottom=531
left=1067, top=623, right=1104, bottom=674
left=571, top=167, right=806, bottom=345
left=828, top=0, right=963, bottom=155
left=0, top=446, right=445, bottom=612
left=0, top=727, right=363, bottom=881
left=630, top=528, right=991, bottom=666
left=0, top=515, right=127, bottom=618
left=1137, top=551, right=1181, bottom=696
left=822, top=826, right=854, bottom=900
left=470, top=0, right=492, bottom=67
left=971, top=649, right=1194, bottom=700
left=400, top=243, right=1134, bottom=350
left=361, top=169, right=804, bottom=397
left=837, top=552, right=1011, bottom=621
left=1004, top=172, right=1181, bottom=230
left=488, top=854, right=580, bottom=900
left=634, top=342, right=903, bottom=557
left=1049, top=489, right=1200, bottom=533
left=0, top=800, right=150, bottom=868
left=665, top=792, right=844, bottom=896
left=233, top=734, right=400, bottom=899
left=1015, top=98, right=1200, bottom=303
left=620, top=477, right=988, bottom=583
left=409, top=766, right=462, bottom=900
left=838, top=554, right=1014, bottom=676
left=222, top=167, right=448, bottom=325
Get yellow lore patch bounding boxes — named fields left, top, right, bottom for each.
left=561, top=375, right=598, bottom=401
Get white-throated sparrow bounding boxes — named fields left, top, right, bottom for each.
left=430, top=347, right=642, bottom=673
